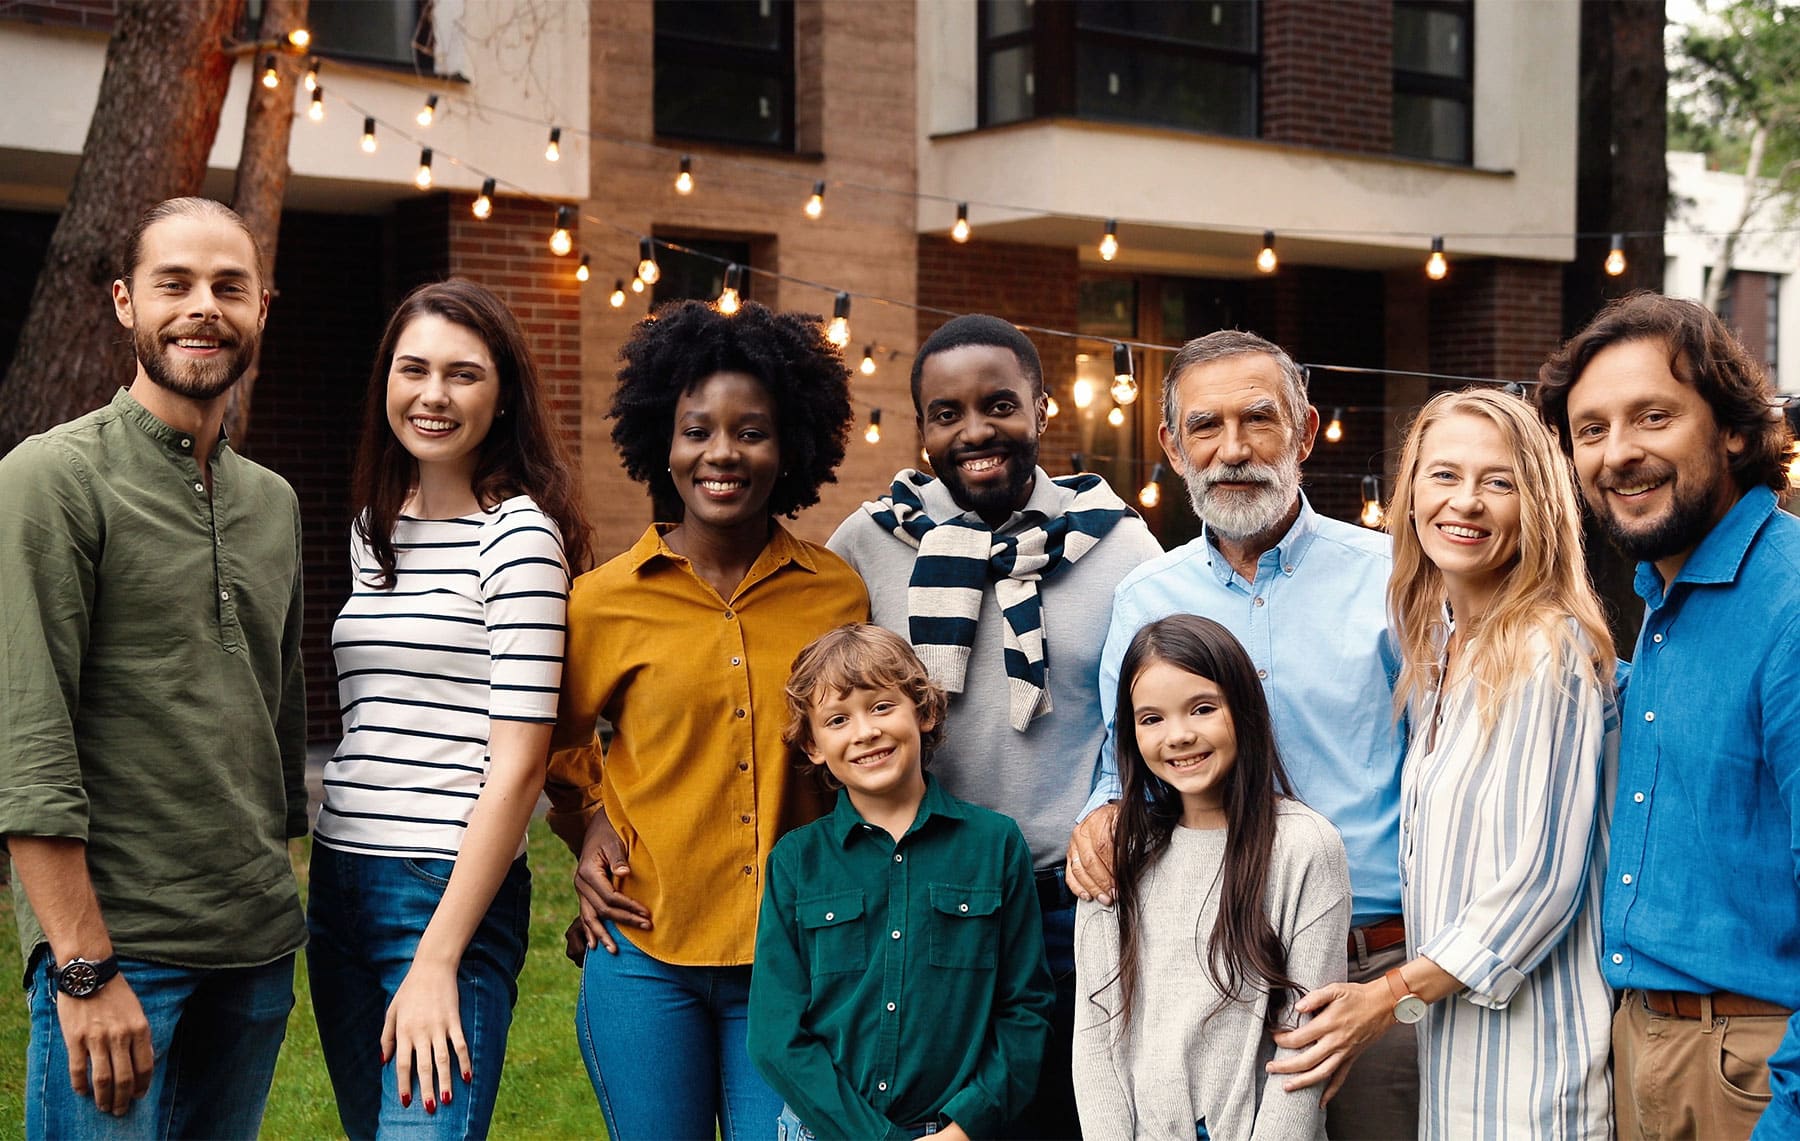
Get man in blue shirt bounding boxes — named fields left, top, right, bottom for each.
left=1065, top=330, right=1412, bottom=1140
left=1534, top=292, right=1800, bottom=1140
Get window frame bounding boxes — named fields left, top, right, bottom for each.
left=653, top=0, right=797, bottom=151
left=1392, top=0, right=1474, bottom=165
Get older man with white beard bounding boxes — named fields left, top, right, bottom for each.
left=1064, top=330, right=1414, bottom=1140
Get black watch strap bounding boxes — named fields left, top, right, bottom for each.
left=54, top=955, right=120, bottom=999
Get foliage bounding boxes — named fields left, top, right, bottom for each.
left=1670, top=0, right=1800, bottom=183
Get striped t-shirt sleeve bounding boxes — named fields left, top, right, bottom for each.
left=480, top=502, right=569, bottom=723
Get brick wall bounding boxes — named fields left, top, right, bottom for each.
left=1262, top=0, right=1393, bottom=155
left=1428, top=258, right=1564, bottom=386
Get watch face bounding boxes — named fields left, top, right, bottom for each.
left=59, top=960, right=100, bottom=997
left=1394, top=994, right=1429, bottom=1025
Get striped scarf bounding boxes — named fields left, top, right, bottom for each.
left=861, top=469, right=1133, bottom=732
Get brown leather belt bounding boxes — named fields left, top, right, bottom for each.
left=1348, top=916, right=1406, bottom=958
left=1640, top=989, right=1792, bottom=1019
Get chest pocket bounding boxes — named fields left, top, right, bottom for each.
left=798, top=890, right=866, bottom=975
left=928, top=882, right=1001, bottom=969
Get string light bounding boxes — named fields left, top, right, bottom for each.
left=805, top=181, right=826, bottom=220
left=952, top=202, right=971, bottom=244
left=1788, top=442, right=1800, bottom=488
left=1099, top=218, right=1119, bottom=261
left=307, top=86, right=324, bottom=122
left=1360, top=475, right=1385, bottom=528
left=1324, top=407, right=1344, bottom=443
left=260, top=55, right=279, bottom=90
left=1256, top=230, right=1278, bottom=274
left=636, top=237, right=661, bottom=285
left=1426, top=236, right=1448, bottom=281
left=1072, top=377, right=1096, bottom=410
left=630, top=276, right=645, bottom=294
left=417, top=94, right=439, bottom=127
left=545, top=126, right=562, bottom=162
left=1605, top=233, right=1627, bottom=277
left=827, top=292, right=851, bottom=347
left=287, top=28, right=311, bottom=49
left=575, top=253, right=590, bottom=283
left=1110, top=342, right=1138, bottom=405
left=675, top=154, right=694, bottom=195
left=860, top=345, right=877, bottom=376
left=360, top=117, right=377, bottom=153
left=864, top=407, right=882, bottom=444
left=1138, top=462, right=1164, bottom=508
left=1045, top=394, right=1060, bottom=418
left=549, top=205, right=574, bottom=256
left=609, top=279, right=627, bottom=308
left=717, top=263, right=743, bottom=315
left=472, top=178, right=495, bottom=220
left=1107, top=406, right=1126, bottom=428
left=303, top=58, right=319, bottom=93
left=414, top=148, right=433, bottom=190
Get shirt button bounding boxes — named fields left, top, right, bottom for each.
left=1644, top=711, right=1655, bottom=722
left=1621, top=874, right=1633, bottom=885
left=193, top=481, right=205, bottom=493
left=739, top=814, right=751, bottom=824
left=1283, top=565, right=1294, bottom=574
left=825, top=912, right=835, bottom=921
left=742, top=865, right=753, bottom=875
left=724, top=609, right=735, bottom=620
left=886, top=1001, right=896, bottom=1012
left=959, top=903, right=969, bottom=913
left=1257, top=669, right=1268, bottom=680
left=1253, top=597, right=1264, bottom=607
left=738, top=761, right=749, bottom=771
left=731, top=657, right=741, bottom=666
left=1652, top=633, right=1664, bottom=644
left=735, top=708, right=746, bottom=719
left=1633, top=792, right=1645, bottom=803
left=891, top=929, right=901, bottom=940
left=1612, top=953, right=1624, bottom=964
left=878, top=1082, right=888, bottom=1092
left=219, top=590, right=230, bottom=601
left=894, top=853, right=903, bottom=863
left=179, top=437, right=191, bottom=448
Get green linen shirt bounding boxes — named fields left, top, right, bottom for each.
left=748, top=775, right=1053, bottom=1140
left=0, top=389, right=308, bottom=976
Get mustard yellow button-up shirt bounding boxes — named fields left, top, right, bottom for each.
left=547, top=522, right=869, bottom=966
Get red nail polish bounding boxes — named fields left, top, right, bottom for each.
left=401, top=1092, right=411, bottom=1108
left=462, top=1070, right=471, bottom=1083
left=442, top=1088, right=452, bottom=1104
left=425, top=1098, right=437, bottom=1115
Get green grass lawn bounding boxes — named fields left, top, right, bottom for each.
left=0, top=823, right=607, bottom=1139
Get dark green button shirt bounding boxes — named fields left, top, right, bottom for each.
left=748, top=775, right=1053, bottom=1140
left=0, top=389, right=308, bottom=975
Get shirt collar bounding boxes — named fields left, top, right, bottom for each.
left=917, top=466, right=1060, bottom=530
left=828, top=772, right=968, bottom=847
left=626, top=519, right=819, bottom=576
left=1634, top=485, right=1778, bottom=606
left=110, top=387, right=228, bottom=460
left=1200, top=493, right=1318, bottom=585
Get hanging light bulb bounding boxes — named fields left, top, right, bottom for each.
left=1256, top=230, right=1278, bottom=274
left=1605, top=233, right=1627, bottom=277
left=417, top=94, right=439, bottom=127
left=826, top=292, right=851, bottom=348
left=951, top=202, right=971, bottom=244
left=1099, top=218, right=1119, bottom=262
left=307, top=86, right=324, bottom=122
left=287, top=27, right=311, bottom=48
left=675, top=154, right=694, bottom=195
left=360, top=116, right=377, bottom=153
left=549, top=206, right=574, bottom=256
left=1107, top=406, right=1126, bottom=428
left=545, top=126, right=562, bottom=162
left=1360, top=475, right=1385, bottom=528
left=1426, top=236, right=1448, bottom=281
left=630, top=276, right=645, bottom=294
left=859, top=346, right=876, bottom=376
left=1788, top=441, right=1800, bottom=488
left=864, top=407, right=882, bottom=444
left=260, top=55, right=280, bottom=90
left=1072, top=376, right=1096, bottom=410
left=717, top=264, right=743, bottom=315
left=303, top=58, right=319, bottom=93
left=1045, top=394, right=1060, bottom=418
left=414, top=148, right=434, bottom=190
left=575, top=253, right=591, bottom=283
left=804, top=180, right=826, bottom=220
left=636, top=237, right=660, bottom=285
left=1324, top=407, right=1344, bottom=443
left=609, top=280, right=627, bottom=308
left=1138, top=462, right=1165, bottom=509
left=1110, top=342, right=1139, bottom=406
left=472, top=178, right=495, bottom=220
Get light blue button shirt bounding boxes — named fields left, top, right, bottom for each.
left=1083, top=496, right=1404, bottom=926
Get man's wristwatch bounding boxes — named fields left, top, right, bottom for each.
left=54, top=955, right=120, bottom=999
left=1385, top=965, right=1428, bottom=1025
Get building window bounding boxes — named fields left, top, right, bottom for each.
left=979, top=1, right=1259, bottom=138
left=298, top=0, right=428, bottom=69
left=655, top=0, right=795, bottom=149
left=1393, top=0, right=1472, bottom=164
left=651, top=237, right=753, bottom=308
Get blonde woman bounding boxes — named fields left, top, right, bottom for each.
left=1271, top=388, right=1616, bottom=1138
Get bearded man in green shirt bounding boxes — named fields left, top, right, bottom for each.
left=0, top=197, right=308, bottom=1138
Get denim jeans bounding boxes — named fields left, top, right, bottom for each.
left=307, top=847, right=531, bottom=1141
left=778, top=1103, right=939, bottom=1140
left=1005, top=890, right=1078, bottom=1140
left=576, top=921, right=779, bottom=1141
left=24, top=946, right=294, bottom=1140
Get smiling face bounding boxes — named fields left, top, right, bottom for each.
left=1159, top=353, right=1316, bottom=543
left=1565, top=338, right=1745, bottom=577
left=1130, top=659, right=1238, bottom=829
left=916, top=344, right=1046, bottom=526
left=383, top=313, right=501, bottom=485
left=1410, top=412, right=1523, bottom=619
left=113, top=214, right=268, bottom=402
left=803, top=684, right=931, bottom=811
left=668, top=370, right=782, bottom=536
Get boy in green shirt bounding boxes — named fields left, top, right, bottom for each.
left=748, top=624, right=1054, bottom=1140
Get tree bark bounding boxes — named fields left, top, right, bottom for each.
left=0, top=0, right=246, bottom=453
left=225, top=0, right=309, bottom=444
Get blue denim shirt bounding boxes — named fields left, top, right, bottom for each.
left=1602, top=486, right=1800, bottom=1138
left=1083, top=497, right=1405, bottom=927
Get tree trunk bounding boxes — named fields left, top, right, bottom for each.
left=225, top=0, right=309, bottom=444
left=0, top=0, right=245, bottom=453
left=1702, top=122, right=1768, bottom=313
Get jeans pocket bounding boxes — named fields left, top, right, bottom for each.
left=928, top=882, right=1001, bottom=969
left=1713, top=1016, right=1776, bottom=1106
left=402, top=857, right=456, bottom=889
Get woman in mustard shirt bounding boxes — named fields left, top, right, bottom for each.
left=545, top=299, right=868, bottom=1140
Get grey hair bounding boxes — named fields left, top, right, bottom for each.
left=1160, top=330, right=1309, bottom=436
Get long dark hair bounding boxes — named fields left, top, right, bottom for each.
left=1107, top=614, right=1303, bottom=1033
left=351, top=279, right=592, bottom=586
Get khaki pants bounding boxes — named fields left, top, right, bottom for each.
left=1614, top=989, right=1786, bottom=1140
left=1326, top=943, right=1421, bottom=1141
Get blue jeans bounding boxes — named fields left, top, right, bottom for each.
left=576, top=921, right=778, bottom=1141
left=1005, top=890, right=1078, bottom=1140
left=24, top=946, right=294, bottom=1140
left=778, top=1103, right=939, bottom=1139
left=307, top=847, right=531, bottom=1140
